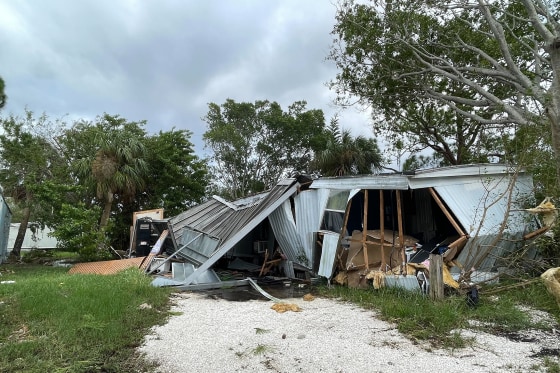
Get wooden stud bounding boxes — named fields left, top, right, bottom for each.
left=428, top=187, right=466, bottom=236
left=396, top=190, right=406, bottom=274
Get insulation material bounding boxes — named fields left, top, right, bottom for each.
left=541, top=267, right=560, bottom=309
left=406, top=261, right=460, bottom=289
left=526, top=197, right=558, bottom=227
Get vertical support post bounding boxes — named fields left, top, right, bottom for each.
left=396, top=190, right=406, bottom=274
left=362, top=190, right=369, bottom=269
left=429, top=254, right=444, bottom=300
left=336, top=199, right=352, bottom=270
left=379, top=190, right=386, bottom=272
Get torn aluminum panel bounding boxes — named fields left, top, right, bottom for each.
left=317, top=232, right=340, bottom=279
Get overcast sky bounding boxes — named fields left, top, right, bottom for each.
left=0, top=0, right=376, bottom=159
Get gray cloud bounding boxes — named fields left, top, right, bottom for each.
left=0, top=0, right=374, bottom=156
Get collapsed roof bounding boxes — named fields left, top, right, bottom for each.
left=155, top=164, right=539, bottom=287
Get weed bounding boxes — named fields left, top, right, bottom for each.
left=254, top=327, right=270, bottom=334
left=253, top=344, right=273, bottom=355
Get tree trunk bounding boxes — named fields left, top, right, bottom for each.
left=99, top=191, right=114, bottom=230
left=10, top=205, right=31, bottom=259
left=548, top=38, right=560, bottom=191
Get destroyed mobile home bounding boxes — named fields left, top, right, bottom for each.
left=71, top=164, right=549, bottom=295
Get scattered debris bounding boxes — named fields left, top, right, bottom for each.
left=541, top=267, right=560, bottom=309
left=271, top=303, right=302, bottom=313
left=302, top=294, right=315, bottom=301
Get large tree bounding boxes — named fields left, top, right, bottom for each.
left=71, top=114, right=149, bottom=230
left=61, top=117, right=208, bottom=253
left=203, top=99, right=328, bottom=199
left=330, top=1, right=560, bottom=179
left=141, top=128, right=208, bottom=217
left=313, top=121, right=383, bottom=176
left=0, top=111, right=65, bottom=258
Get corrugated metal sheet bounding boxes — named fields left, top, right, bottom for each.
left=269, top=201, right=304, bottom=264
left=170, top=179, right=300, bottom=285
left=310, top=175, right=409, bottom=190
left=169, top=181, right=291, bottom=251
left=294, top=189, right=330, bottom=260
left=267, top=188, right=330, bottom=268
left=412, top=163, right=517, bottom=179
left=433, top=174, right=534, bottom=237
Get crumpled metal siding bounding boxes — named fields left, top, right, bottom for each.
left=268, top=188, right=330, bottom=269
left=294, top=189, right=330, bottom=258
left=269, top=201, right=305, bottom=264
left=168, top=179, right=298, bottom=266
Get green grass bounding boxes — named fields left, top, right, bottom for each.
left=318, top=280, right=560, bottom=349
left=0, top=263, right=172, bottom=373
left=1, top=262, right=558, bottom=371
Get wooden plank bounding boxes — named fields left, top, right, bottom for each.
left=337, top=199, right=353, bottom=270
left=523, top=225, right=551, bottom=240
left=428, top=187, right=466, bottom=236
left=396, top=190, right=406, bottom=274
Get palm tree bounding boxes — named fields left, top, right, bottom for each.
left=76, top=114, right=149, bottom=230
left=313, top=124, right=383, bottom=176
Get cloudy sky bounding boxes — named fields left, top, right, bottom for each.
left=0, top=0, right=376, bottom=159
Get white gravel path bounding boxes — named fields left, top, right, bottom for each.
left=139, top=292, right=559, bottom=373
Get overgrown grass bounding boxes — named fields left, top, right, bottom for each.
left=318, top=279, right=560, bottom=349
left=0, top=264, right=172, bottom=373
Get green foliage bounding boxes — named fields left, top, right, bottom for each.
left=329, top=0, right=556, bottom=178
left=142, top=128, right=208, bottom=217
left=68, top=114, right=149, bottom=229
left=203, top=99, right=328, bottom=199
left=49, top=203, right=112, bottom=261
left=530, top=223, right=560, bottom=268
left=313, top=120, right=383, bottom=176
left=0, top=110, right=67, bottom=256
left=0, top=265, right=171, bottom=372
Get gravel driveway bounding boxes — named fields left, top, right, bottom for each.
left=139, top=291, right=559, bottom=373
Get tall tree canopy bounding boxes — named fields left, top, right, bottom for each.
left=313, top=121, right=383, bottom=176
left=58, top=115, right=208, bottom=253
left=140, top=128, right=208, bottom=217
left=203, top=99, right=328, bottom=199
left=70, top=114, right=149, bottom=231
left=330, top=0, right=560, bottom=183
left=0, top=111, right=66, bottom=258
